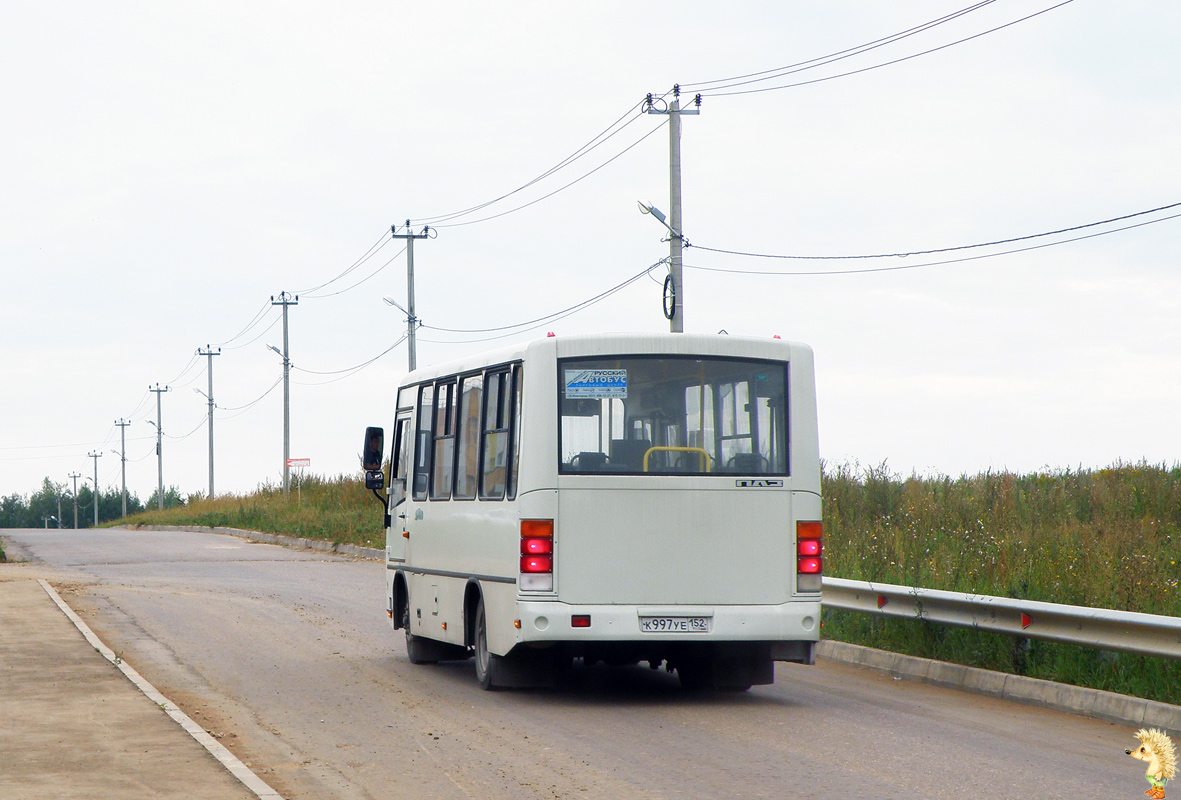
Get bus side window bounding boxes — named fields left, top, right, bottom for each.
left=412, top=384, right=433, bottom=501
left=507, top=364, right=523, bottom=500
left=454, top=373, right=482, bottom=500
left=431, top=380, right=457, bottom=500
left=481, top=369, right=509, bottom=500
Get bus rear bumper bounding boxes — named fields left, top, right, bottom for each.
left=513, top=599, right=821, bottom=657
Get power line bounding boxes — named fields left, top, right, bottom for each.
left=425, top=120, right=667, bottom=229
left=291, top=335, right=409, bottom=385
left=163, top=415, right=208, bottom=442
left=413, top=99, right=649, bottom=226
left=290, top=334, right=407, bottom=377
left=219, top=377, right=284, bottom=418
left=693, top=200, right=1181, bottom=261
left=301, top=245, right=407, bottom=300
left=694, top=1, right=1074, bottom=98
left=222, top=313, right=281, bottom=352
left=681, top=0, right=997, bottom=93
left=418, top=259, right=667, bottom=345
left=214, top=299, right=274, bottom=349
left=295, top=231, right=395, bottom=296
left=683, top=210, right=1181, bottom=276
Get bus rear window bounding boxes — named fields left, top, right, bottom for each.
left=559, top=356, right=788, bottom=475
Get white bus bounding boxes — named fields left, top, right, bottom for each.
left=362, top=332, right=823, bottom=690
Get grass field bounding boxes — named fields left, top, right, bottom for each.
left=118, top=461, right=1181, bottom=704
left=821, top=460, right=1181, bottom=705
left=120, top=473, right=385, bottom=549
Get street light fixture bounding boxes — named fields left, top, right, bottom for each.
left=638, top=200, right=674, bottom=232
left=383, top=296, right=419, bottom=372
left=639, top=199, right=687, bottom=330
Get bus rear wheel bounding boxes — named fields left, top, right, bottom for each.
left=473, top=596, right=502, bottom=690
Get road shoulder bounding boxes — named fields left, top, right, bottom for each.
left=0, top=575, right=269, bottom=800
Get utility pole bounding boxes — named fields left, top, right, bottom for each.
left=68, top=472, right=82, bottom=529
left=645, top=85, right=700, bottom=333
left=149, top=383, right=170, bottom=509
left=115, top=419, right=130, bottom=517
left=87, top=451, right=102, bottom=527
left=390, top=221, right=431, bottom=371
left=197, top=345, right=220, bottom=497
left=270, top=292, right=298, bottom=494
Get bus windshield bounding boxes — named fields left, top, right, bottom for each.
left=559, top=355, right=788, bottom=475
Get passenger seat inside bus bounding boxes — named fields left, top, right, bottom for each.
left=571, top=451, right=609, bottom=471
left=609, top=439, right=652, bottom=472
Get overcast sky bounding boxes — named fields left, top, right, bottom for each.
left=3, top=1, right=1179, bottom=503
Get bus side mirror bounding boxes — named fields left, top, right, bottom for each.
left=363, top=426, right=384, bottom=490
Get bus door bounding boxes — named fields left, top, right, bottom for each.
left=388, top=410, right=412, bottom=565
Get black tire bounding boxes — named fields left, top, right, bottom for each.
left=400, top=590, right=469, bottom=664
left=473, top=596, right=501, bottom=690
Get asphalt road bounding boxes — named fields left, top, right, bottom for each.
left=1, top=527, right=1146, bottom=799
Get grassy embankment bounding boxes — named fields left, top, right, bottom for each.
left=120, top=462, right=1181, bottom=704
left=822, top=461, right=1181, bottom=706
left=120, top=474, right=384, bottom=549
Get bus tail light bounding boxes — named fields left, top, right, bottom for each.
left=520, top=519, right=554, bottom=592
left=796, top=521, right=822, bottom=593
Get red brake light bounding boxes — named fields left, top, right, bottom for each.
left=522, top=537, right=552, bottom=555
left=520, top=519, right=554, bottom=590
left=796, top=520, right=823, bottom=588
left=798, top=557, right=822, bottom=574
left=571, top=615, right=591, bottom=628
left=520, top=555, right=552, bottom=573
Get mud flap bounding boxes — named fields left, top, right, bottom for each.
left=770, top=640, right=816, bottom=665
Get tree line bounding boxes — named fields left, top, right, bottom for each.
left=0, top=477, right=186, bottom=528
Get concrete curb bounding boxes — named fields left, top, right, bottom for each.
left=124, top=525, right=384, bottom=561
left=38, top=579, right=284, bottom=799
left=818, top=639, right=1181, bottom=736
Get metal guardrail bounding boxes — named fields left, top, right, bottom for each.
left=821, top=577, right=1181, bottom=660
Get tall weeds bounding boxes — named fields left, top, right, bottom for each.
left=822, top=460, right=1181, bottom=705
left=121, top=473, right=384, bottom=548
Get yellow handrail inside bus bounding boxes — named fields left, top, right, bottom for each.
left=643, top=446, right=712, bottom=473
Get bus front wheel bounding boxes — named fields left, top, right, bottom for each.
left=401, top=592, right=467, bottom=664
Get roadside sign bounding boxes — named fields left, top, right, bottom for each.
left=287, top=458, right=311, bottom=468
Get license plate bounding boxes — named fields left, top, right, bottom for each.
left=640, top=616, right=711, bottom=633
